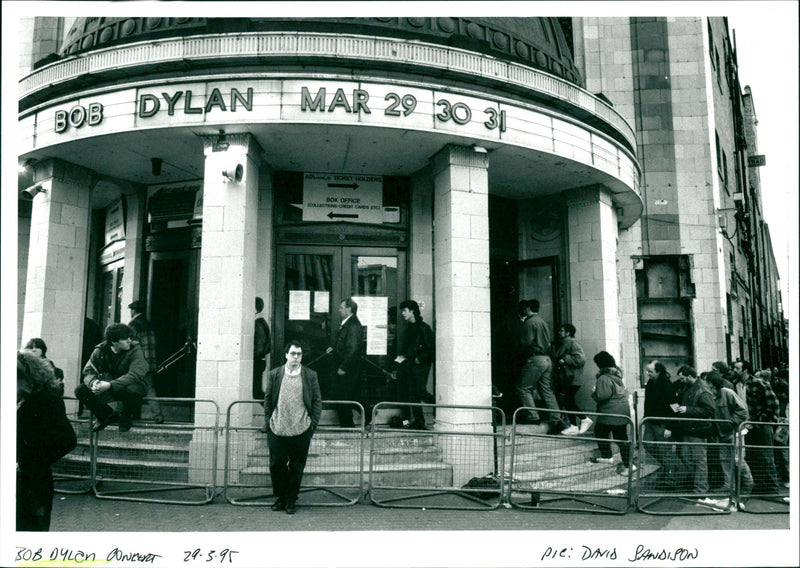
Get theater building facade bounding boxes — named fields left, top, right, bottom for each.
left=17, top=17, right=643, bottom=428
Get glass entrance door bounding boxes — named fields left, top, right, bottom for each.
left=275, top=245, right=406, bottom=403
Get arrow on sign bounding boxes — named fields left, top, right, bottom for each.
left=328, top=182, right=359, bottom=189
left=328, top=212, right=359, bottom=219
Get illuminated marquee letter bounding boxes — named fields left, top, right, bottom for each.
left=301, top=87, right=326, bottom=111
left=327, top=88, right=351, bottom=113
left=54, top=110, right=68, bottom=133
left=87, top=103, right=104, bottom=126
left=230, top=87, right=253, bottom=112
left=204, top=88, right=227, bottom=113
left=139, top=94, right=161, bottom=118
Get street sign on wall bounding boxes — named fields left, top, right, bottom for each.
left=748, top=154, right=766, bottom=167
left=302, top=172, right=383, bottom=223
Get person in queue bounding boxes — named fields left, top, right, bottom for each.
left=588, top=351, right=634, bottom=476
left=673, top=366, right=715, bottom=500
left=253, top=296, right=271, bottom=400
left=264, top=340, right=322, bottom=515
left=17, top=351, right=77, bottom=531
left=548, top=323, right=589, bottom=435
left=642, top=360, right=685, bottom=490
left=705, top=371, right=752, bottom=510
left=23, top=338, right=64, bottom=395
left=734, top=360, right=781, bottom=496
left=128, top=300, right=163, bottom=424
left=395, top=299, right=435, bottom=430
left=326, top=298, right=364, bottom=428
left=74, top=323, right=149, bottom=433
left=516, top=299, right=567, bottom=434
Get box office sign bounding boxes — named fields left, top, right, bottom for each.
left=302, top=172, right=384, bottom=223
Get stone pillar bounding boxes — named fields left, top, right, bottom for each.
left=119, top=184, right=147, bottom=308
left=194, top=134, right=261, bottom=429
left=255, top=164, right=274, bottom=372
left=21, top=159, right=92, bottom=395
left=566, top=185, right=621, bottom=392
left=409, top=166, right=435, bottom=395
left=430, top=145, right=494, bottom=483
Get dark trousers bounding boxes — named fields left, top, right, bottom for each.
left=74, top=383, right=144, bottom=423
left=744, top=424, right=780, bottom=493
left=557, top=384, right=586, bottom=424
left=594, top=422, right=631, bottom=467
left=333, top=371, right=357, bottom=427
left=253, top=358, right=267, bottom=400
left=401, top=362, right=430, bottom=424
left=642, top=421, right=686, bottom=488
left=17, top=469, right=54, bottom=531
left=267, top=427, right=313, bottom=502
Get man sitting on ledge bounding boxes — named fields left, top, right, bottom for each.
left=75, top=323, right=149, bottom=433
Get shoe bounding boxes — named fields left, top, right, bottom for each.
left=782, top=497, right=790, bottom=503
left=618, top=464, right=637, bottom=476
left=410, top=421, right=429, bottom=431
left=589, top=456, right=615, bottom=465
left=270, top=499, right=286, bottom=512
left=91, top=411, right=120, bottom=433
left=285, top=500, right=297, bottom=515
left=547, top=422, right=567, bottom=435
left=696, top=497, right=720, bottom=507
left=560, top=425, right=580, bottom=436
left=118, top=416, right=133, bottom=433
left=578, top=417, right=593, bottom=434
left=712, top=498, right=731, bottom=509
left=736, top=500, right=746, bottom=511
left=153, top=415, right=164, bottom=424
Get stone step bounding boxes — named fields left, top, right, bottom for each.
left=60, top=454, right=191, bottom=483
left=243, top=444, right=443, bottom=469
left=238, top=462, right=453, bottom=487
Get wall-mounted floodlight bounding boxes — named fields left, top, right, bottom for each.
left=21, top=184, right=45, bottom=200
left=222, top=161, right=243, bottom=183
left=473, top=145, right=488, bottom=154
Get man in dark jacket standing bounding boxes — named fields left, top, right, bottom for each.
left=253, top=296, right=271, bottom=400
left=264, top=340, right=322, bottom=515
left=74, top=323, right=149, bottom=433
left=642, top=360, right=684, bottom=488
left=326, top=298, right=364, bottom=427
left=674, top=366, right=715, bottom=497
left=395, top=299, right=435, bottom=430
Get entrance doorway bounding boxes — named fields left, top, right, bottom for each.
left=274, top=245, right=407, bottom=406
left=147, top=250, right=200, bottom=416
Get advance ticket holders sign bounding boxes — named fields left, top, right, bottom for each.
left=303, top=173, right=383, bottom=223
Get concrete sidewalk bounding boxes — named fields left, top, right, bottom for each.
left=50, top=491, right=789, bottom=532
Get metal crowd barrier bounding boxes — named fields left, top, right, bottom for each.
left=508, top=408, right=634, bottom=514
left=636, top=416, right=737, bottom=515
left=53, top=397, right=94, bottom=494
left=737, top=420, right=790, bottom=514
left=223, top=400, right=365, bottom=507
left=368, top=402, right=506, bottom=510
left=92, top=398, right=219, bottom=505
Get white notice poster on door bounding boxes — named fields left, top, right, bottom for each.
left=353, top=296, right=388, bottom=355
left=313, top=291, right=329, bottom=313
left=288, top=290, right=310, bottom=320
